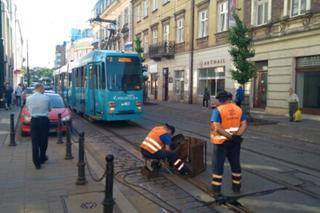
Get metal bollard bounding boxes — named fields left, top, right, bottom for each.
left=64, top=121, right=73, bottom=160
left=76, top=132, right=87, bottom=185
left=102, top=155, right=115, bottom=213
left=9, top=114, right=16, bottom=146
left=57, top=113, right=63, bottom=144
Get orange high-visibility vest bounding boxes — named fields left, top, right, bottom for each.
left=140, top=126, right=170, bottom=154
left=210, top=103, right=242, bottom=144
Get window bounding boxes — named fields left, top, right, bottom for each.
left=198, top=67, right=225, bottom=96
left=174, top=70, right=184, bottom=94
left=143, top=0, right=148, bottom=17
left=291, top=0, right=307, bottom=16
left=252, top=0, right=270, bottom=26
left=124, top=8, right=129, bottom=24
left=163, top=22, right=170, bottom=42
left=218, top=1, right=228, bottom=32
left=152, top=0, right=158, bottom=11
left=163, top=0, right=169, bottom=5
left=143, top=31, right=149, bottom=53
left=152, top=28, right=158, bottom=44
left=136, top=4, right=141, bottom=22
left=198, top=10, right=208, bottom=38
left=176, top=17, right=184, bottom=43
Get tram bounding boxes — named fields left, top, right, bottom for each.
left=54, top=50, right=144, bottom=121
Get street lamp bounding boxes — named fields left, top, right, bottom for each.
left=89, top=16, right=116, bottom=50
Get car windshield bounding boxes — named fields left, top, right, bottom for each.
left=106, top=56, right=142, bottom=91
left=48, top=95, right=65, bottom=108
left=25, top=88, right=34, bottom=94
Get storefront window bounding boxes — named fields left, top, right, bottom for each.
left=198, top=67, right=225, bottom=96
left=174, top=70, right=184, bottom=94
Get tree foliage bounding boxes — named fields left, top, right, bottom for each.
left=228, top=12, right=255, bottom=86
left=134, top=37, right=143, bottom=54
left=32, top=67, right=54, bottom=79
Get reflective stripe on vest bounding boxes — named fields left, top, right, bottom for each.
left=140, top=126, right=170, bottom=154
left=210, top=103, right=242, bottom=144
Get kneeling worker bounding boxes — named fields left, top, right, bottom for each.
left=210, top=91, right=248, bottom=198
left=140, top=124, right=191, bottom=176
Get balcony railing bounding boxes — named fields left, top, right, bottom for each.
left=148, top=41, right=175, bottom=60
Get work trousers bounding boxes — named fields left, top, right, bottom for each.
left=212, top=141, right=241, bottom=192
left=31, top=117, right=49, bottom=167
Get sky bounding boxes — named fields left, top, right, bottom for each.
left=15, top=0, right=95, bottom=68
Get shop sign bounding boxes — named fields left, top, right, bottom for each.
left=199, top=59, right=225, bottom=68
left=297, top=55, right=320, bottom=68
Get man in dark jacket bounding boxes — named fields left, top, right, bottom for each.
left=4, top=82, right=13, bottom=110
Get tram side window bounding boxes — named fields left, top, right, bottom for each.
left=81, top=66, right=86, bottom=88
left=100, top=63, right=106, bottom=89
left=96, top=65, right=100, bottom=89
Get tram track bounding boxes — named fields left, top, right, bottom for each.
left=72, top=113, right=254, bottom=213
left=72, top=112, right=320, bottom=212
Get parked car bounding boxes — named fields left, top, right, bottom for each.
left=22, top=87, right=34, bottom=105
left=20, top=93, right=71, bottom=136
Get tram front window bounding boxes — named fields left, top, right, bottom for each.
left=107, top=57, right=142, bottom=91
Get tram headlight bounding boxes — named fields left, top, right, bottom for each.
left=109, top=102, right=116, bottom=114
left=136, top=101, right=142, bottom=112
left=62, top=115, right=71, bottom=122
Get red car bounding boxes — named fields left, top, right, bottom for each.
left=20, top=93, right=71, bottom=136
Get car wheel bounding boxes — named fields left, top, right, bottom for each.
left=21, top=130, right=28, bottom=137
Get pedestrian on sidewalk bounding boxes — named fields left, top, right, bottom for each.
left=26, top=83, right=51, bottom=169
left=4, top=82, right=13, bottom=110
left=234, top=86, right=244, bottom=107
left=288, top=88, right=299, bottom=122
left=140, top=124, right=192, bottom=176
left=210, top=91, right=248, bottom=200
left=203, top=88, right=210, bottom=108
left=15, top=83, right=23, bottom=107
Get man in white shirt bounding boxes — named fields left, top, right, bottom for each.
left=288, top=88, right=299, bottom=122
left=15, top=84, right=23, bottom=107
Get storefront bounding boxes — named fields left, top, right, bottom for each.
left=296, top=55, right=320, bottom=115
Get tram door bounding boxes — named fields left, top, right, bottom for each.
left=88, top=64, right=97, bottom=116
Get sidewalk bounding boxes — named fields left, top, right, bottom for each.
left=0, top=107, right=137, bottom=213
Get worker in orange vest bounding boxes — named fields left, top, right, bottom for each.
left=140, top=124, right=192, bottom=176
left=210, top=91, right=248, bottom=199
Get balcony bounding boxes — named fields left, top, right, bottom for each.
left=148, top=41, right=175, bottom=60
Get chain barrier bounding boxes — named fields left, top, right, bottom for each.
left=84, top=146, right=106, bottom=182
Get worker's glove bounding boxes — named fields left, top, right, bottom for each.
left=231, top=135, right=243, bottom=143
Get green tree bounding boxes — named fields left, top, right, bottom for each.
left=228, top=12, right=255, bottom=89
left=134, top=37, right=144, bottom=61
left=33, top=67, right=54, bottom=79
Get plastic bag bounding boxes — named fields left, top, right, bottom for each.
left=294, top=109, right=302, bottom=122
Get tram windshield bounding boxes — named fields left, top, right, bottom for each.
left=106, top=56, right=142, bottom=91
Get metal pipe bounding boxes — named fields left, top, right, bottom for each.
left=76, top=132, right=87, bottom=185
left=189, top=0, right=195, bottom=104
left=9, top=113, right=16, bottom=146
left=102, top=154, right=115, bottom=213
left=64, top=122, right=73, bottom=160
left=57, top=113, right=63, bottom=144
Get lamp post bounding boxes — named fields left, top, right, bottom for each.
left=0, top=2, right=6, bottom=108
left=89, top=16, right=116, bottom=50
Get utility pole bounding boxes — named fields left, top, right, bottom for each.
left=26, top=40, right=30, bottom=87
left=0, top=1, right=6, bottom=108
left=189, top=0, right=195, bottom=104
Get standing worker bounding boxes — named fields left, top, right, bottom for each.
left=140, top=124, right=192, bottom=176
left=234, top=86, right=244, bottom=107
left=210, top=91, right=248, bottom=199
left=26, top=84, right=51, bottom=169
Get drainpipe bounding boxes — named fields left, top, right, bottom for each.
left=0, top=1, right=6, bottom=108
left=188, top=0, right=195, bottom=104
left=130, top=0, right=134, bottom=51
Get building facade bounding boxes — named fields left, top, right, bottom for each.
left=132, top=0, right=244, bottom=103
left=54, top=42, right=66, bottom=68
left=244, top=0, right=320, bottom=115
left=66, top=38, right=94, bottom=62
left=92, top=0, right=133, bottom=51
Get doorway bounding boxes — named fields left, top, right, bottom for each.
left=253, top=61, right=268, bottom=109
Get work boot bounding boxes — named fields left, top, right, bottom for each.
left=232, top=183, right=241, bottom=193
left=179, top=165, right=193, bottom=177
left=212, top=191, right=226, bottom=205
